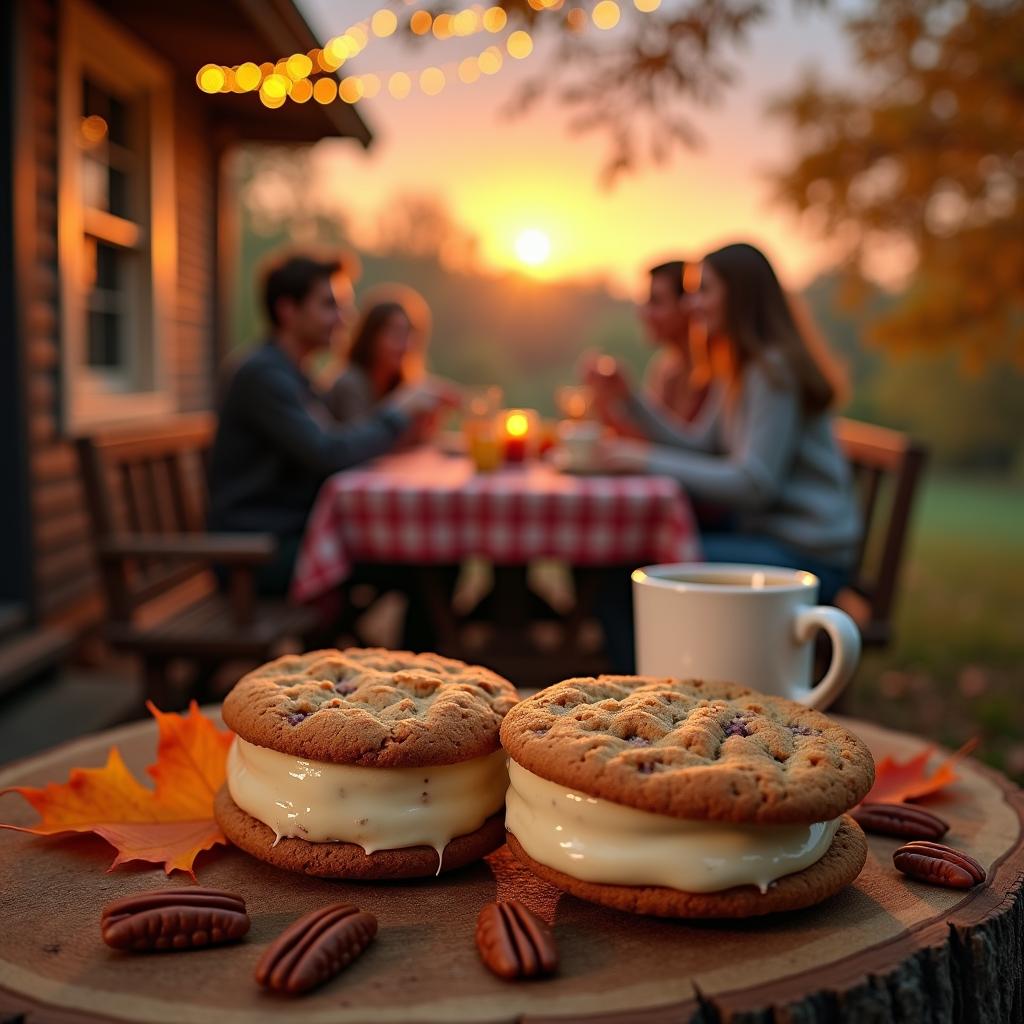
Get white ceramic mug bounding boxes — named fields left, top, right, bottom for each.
left=557, top=420, right=602, bottom=472
left=632, top=563, right=861, bottom=710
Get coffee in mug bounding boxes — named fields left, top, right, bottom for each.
left=632, top=563, right=861, bottom=710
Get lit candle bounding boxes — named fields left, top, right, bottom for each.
left=503, top=409, right=531, bottom=464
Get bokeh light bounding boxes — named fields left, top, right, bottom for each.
left=458, top=57, right=481, bottom=84
left=236, top=62, right=262, bottom=91
left=479, top=46, right=503, bottom=75
left=290, top=78, right=313, bottom=103
left=371, top=9, right=398, bottom=37
left=388, top=71, right=412, bottom=99
left=420, top=66, right=446, bottom=95
left=507, top=31, right=534, bottom=59
left=593, top=1, right=621, bottom=29
left=410, top=10, right=432, bottom=34
left=286, top=53, right=312, bottom=80
left=261, top=73, right=290, bottom=99
left=482, top=7, right=508, bottom=32
left=79, top=114, right=108, bottom=146
left=340, top=76, right=364, bottom=103
left=196, top=64, right=225, bottom=93
left=313, top=77, right=337, bottom=104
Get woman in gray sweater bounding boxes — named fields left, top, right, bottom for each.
left=587, top=242, right=859, bottom=667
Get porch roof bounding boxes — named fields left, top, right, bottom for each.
left=92, top=0, right=374, bottom=148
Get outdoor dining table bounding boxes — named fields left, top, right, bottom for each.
left=1, top=711, right=1021, bottom=1022
left=289, top=447, right=701, bottom=668
left=291, top=447, right=701, bottom=602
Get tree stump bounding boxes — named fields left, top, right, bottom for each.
left=0, top=713, right=1021, bottom=1023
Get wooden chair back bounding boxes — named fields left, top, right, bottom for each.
left=76, top=414, right=216, bottom=623
left=834, top=418, right=928, bottom=647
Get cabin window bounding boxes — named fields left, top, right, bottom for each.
left=60, top=0, right=176, bottom=427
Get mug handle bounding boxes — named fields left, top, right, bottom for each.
left=792, top=606, right=862, bottom=710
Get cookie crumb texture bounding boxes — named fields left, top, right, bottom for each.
left=500, top=676, right=874, bottom=824
left=223, top=649, right=519, bottom=768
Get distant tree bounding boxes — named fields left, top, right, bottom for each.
left=374, top=194, right=480, bottom=268
left=771, top=0, right=1024, bottom=366
left=403, top=1, right=825, bottom=184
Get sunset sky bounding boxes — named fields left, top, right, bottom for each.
left=298, top=1, right=855, bottom=296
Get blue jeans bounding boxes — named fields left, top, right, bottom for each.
left=595, top=534, right=850, bottom=674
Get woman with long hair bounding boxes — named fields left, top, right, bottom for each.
left=587, top=242, right=859, bottom=666
left=326, top=300, right=416, bottom=423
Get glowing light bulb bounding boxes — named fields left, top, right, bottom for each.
left=593, top=1, right=620, bottom=29
left=371, top=9, right=398, bottom=36
left=196, top=64, right=225, bottom=93
left=507, top=30, right=533, bottom=59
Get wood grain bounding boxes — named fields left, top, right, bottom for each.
left=0, top=714, right=1020, bottom=1023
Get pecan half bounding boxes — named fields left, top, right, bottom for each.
left=893, top=840, right=986, bottom=889
left=475, top=900, right=559, bottom=981
left=255, top=903, right=377, bottom=995
left=853, top=802, right=950, bottom=840
left=101, top=887, right=249, bottom=952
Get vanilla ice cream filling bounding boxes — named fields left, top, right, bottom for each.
left=227, top=737, right=508, bottom=863
left=506, top=760, right=841, bottom=894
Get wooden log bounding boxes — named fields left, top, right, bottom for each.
left=0, top=717, right=1020, bottom=1023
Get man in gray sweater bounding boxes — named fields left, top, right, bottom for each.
left=208, top=251, right=452, bottom=597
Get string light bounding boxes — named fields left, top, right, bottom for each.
left=419, top=66, right=446, bottom=95
left=291, top=78, right=313, bottom=103
left=432, top=13, right=454, bottom=39
left=196, top=2, right=663, bottom=109
left=196, top=64, right=225, bottom=93
left=593, top=1, right=620, bottom=29
left=410, top=10, right=432, bottom=34
left=339, top=75, right=364, bottom=103
left=371, top=9, right=398, bottom=36
left=478, top=45, right=503, bottom=75
left=313, top=77, right=337, bottom=104
left=482, top=6, right=507, bottom=32
left=458, top=56, right=481, bottom=84
left=507, top=30, right=533, bottom=59
left=388, top=71, right=412, bottom=98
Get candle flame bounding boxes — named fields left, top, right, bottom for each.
left=505, top=412, right=530, bottom=437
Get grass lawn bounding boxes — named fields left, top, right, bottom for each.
left=846, top=474, right=1024, bottom=783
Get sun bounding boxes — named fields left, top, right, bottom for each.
left=514, top=228, right=551, bottom=267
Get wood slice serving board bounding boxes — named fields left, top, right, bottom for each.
left=1, top=713, right=1022, bottom=1024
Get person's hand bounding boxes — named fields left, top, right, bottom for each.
left=389, top=377, right=462, bottom=419
left=596, top=437, right=651, bottom=473
left=581, top=353, right=632, bottom=404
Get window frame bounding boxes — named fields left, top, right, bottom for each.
left=58, top=0, right=177, bottom=429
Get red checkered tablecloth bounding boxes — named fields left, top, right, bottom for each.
left=290, top=449, right=701, bottom=603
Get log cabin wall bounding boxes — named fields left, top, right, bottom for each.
left=22, top=0, right=217, bottom=630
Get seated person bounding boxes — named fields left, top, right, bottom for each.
left=587, top=243, right=859, bottom=672
left=639, top=259, right=711, bottom=425
left=325, top=300, right=415, bottom=423
left=208, top=250, right=452, bottom=598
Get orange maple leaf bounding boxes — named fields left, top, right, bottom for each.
left=0, top=701, right=234, bottom=877
left=861, top=737, right=979, bottom=805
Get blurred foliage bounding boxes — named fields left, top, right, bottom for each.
left=846, top=475, right=1024, bottom=784
left=772, top=0, right=1024, bottom=367
left=403, top=0, right=825, bottom=184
